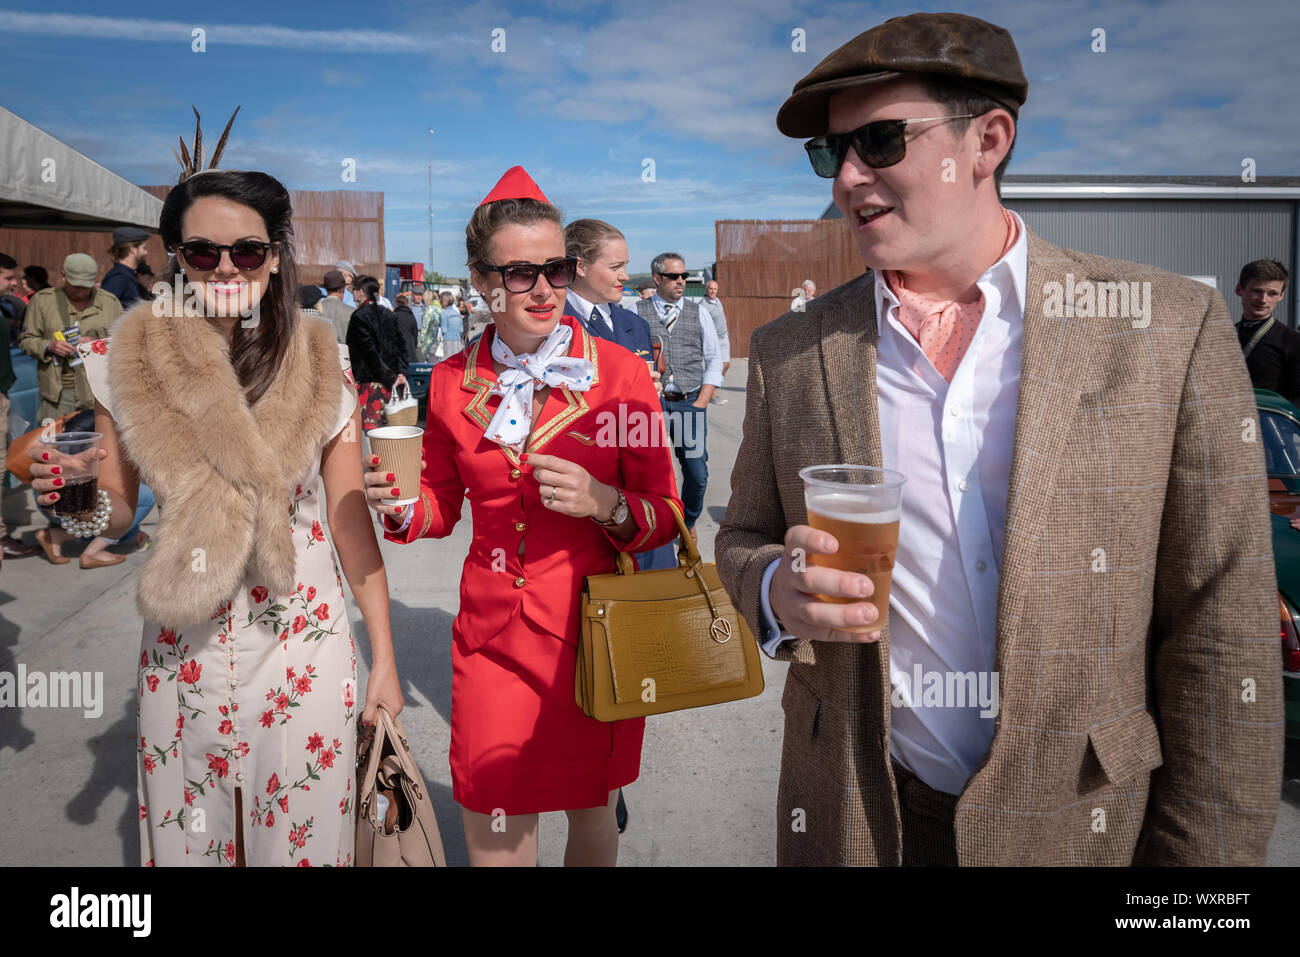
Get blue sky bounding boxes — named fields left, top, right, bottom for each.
left=1, top=0, right=1296, bottom=277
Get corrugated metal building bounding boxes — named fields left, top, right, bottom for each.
left=824, top=175, right=1300, bottom=327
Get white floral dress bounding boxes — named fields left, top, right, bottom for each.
left=82, top=337, right=360, bottom=867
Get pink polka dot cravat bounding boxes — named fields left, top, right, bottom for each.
left=883, top=208, right=1019, bottom=383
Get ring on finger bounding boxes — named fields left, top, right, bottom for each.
left=547, top=487, right=557, bottom=506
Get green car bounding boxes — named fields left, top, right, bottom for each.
left=1256, top=388, right=1300, bottom=739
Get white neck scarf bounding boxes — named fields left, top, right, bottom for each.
left=487, top=322, right=595, bottom=452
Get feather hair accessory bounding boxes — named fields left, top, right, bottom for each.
left=175, top=105, right=241, bottom=182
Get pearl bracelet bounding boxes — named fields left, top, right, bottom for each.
left=58, top=489, right=113, bottom=538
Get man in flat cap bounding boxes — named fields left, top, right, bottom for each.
left=101, top=226, right=153, bottom=311
left=20, top=253, right=121, bottom=422
left=717, top=12, right=1281, bottom=866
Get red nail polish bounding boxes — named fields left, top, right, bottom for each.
left=41, top=452, right=50, bottom=461
left=50, top=466, right=61, bottom=475
left=386, top=473, right=395, bottom=482
left=391, top=487, right=400, bottom=497
left=53, top=478, right=63, bottom=487
left=371, top=455, right=380, bottom=465
left=50, top=493, right=59, bottom=501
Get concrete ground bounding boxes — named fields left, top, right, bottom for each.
left=1, top=357, right=1297, bottom=866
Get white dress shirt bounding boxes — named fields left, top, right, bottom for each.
left=702, top=296, right=730, bottom=363
left=759, top=211, right=1029, bottom=795
left=566, top=290, right=614, bottom=332
left=651, top=292, right=723, bottom=388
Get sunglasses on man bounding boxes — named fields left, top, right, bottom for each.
left=479, top=257, right=578, bottom=293
left=804, top=114, right=976, bottom=177
left=176, top=240, right=274, bottom=271
left=656, top=272, right=689, bottom=281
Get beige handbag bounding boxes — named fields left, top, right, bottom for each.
left=355, top=706, right=446, bottom=866
left=576, top=499, right=764, bottom=721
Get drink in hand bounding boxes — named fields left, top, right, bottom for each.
left=799, top=465, right=905, bottom=633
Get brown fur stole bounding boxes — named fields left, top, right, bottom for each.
left=107, top=303, right=342, bottom=626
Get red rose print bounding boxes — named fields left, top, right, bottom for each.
left=260, top=710, right=274, bottom=728
left=292, top=615, right=307, bottom=635
left=278, top=796, right=289, bottom=813
left=265, top=811, right=275, bottom=829
left=218, top=720, right=233, bottom=736
left=178, top=660, right=202, bottom=685
left=297, top=859, right=310, bottom=867
left=275, top=693, right=290, bottom=712
left=184, top=789, right=194, bottom=806
left=310, top=521, right=325, bottom=542
left=177, top=713, right=185, bottom=732
left=267, top=773, right=279, bottom=794
left=139, top=805, right=147, bottom=820
left=332, top=738, right=342, bottom=750
left=91, top=339, right=107, bottom=355
left=342, top=682, right=355, bottom=708
left=315, top=604, right=329, bottom=621
left=294, top=675, right=312, bottom=695
left=320, top=748, right=335, bottom=769
left=238, top=741, right=250, bottom=757
left=140, top=651, right=148, bottom=669
left=157, top=627, right=177, bottom=646
left=218, top=704, right=229, bottom=716
left=307, top=733, right=324, bottom=752
left=251, top=586, right=268, bottom=604
left=207, top=753, right=229, bottom=778
left=306, top=586, right=316, bottom=601
left=225, top=841, right=236, bottom=863
left=145, top=674, right=160, bottom=693
left=295, top=485, right=303, bottom=497
left=143, top=755, right=155, bottom=774
left=287, top=667, right=295, bottom=681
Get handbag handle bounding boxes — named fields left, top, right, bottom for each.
left=357, top=705, right=422, bottom=820
left=614, top=498, right=697, bottom=576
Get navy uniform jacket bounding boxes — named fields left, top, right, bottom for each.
left=564, top=294, right=655, bottom=363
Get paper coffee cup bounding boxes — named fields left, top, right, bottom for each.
left=367, top=425, right=423, bottom=506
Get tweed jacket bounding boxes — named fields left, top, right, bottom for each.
left=716, top=230, right=1284, bottom=866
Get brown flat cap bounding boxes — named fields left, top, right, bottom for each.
left=777, top=12, right=1028, bottom=138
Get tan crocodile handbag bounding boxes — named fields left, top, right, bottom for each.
left=576, top=499, right=764, bottom=721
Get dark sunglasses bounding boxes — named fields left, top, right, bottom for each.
left=480, top=257, right=577, bottom=293
left=176, top=240, right=274, bottom=271
left=656, top=272, right=689, bottom=281
left=804, top=114, right=976, bottom=177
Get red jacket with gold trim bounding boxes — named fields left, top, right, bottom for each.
left=383, top=316, right=683, bottom=650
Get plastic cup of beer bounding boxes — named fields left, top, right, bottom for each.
left=38, top=431, right=103, bottom=517
left=367, top=425, right=423, bottom=506
left=799, top=464, right=905, bottom=632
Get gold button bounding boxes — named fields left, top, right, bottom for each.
left=510, top=468, right=522, bottom=479
left=515, top=521, right=526, bottom=532
left=513, top=577, right=526, bottom=588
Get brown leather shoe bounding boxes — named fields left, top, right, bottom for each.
left=80, top=551, right=125, bottom=569
left=1, top=535, right=42, bottom=559
left=35, top=528, right=70, bottom=565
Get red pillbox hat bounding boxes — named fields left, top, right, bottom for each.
left=478, top=166, right=551, bottom=206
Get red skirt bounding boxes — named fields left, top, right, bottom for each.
left=450, top=611, right=645, bottom=815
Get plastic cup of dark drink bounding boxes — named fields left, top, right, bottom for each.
left=38, top=431, right=103, bottom=517
left=798, top=464, right=906, bottom=632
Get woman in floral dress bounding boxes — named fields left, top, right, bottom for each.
left=29, top=163, right=404, bottom=866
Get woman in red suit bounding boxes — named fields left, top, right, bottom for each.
left=364, top=167, right=682, bottom=866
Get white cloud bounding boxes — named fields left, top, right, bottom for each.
left=0, top=11, right=430, bottom=52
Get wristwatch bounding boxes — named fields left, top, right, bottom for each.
left=594, top=489, right=629, bottom=527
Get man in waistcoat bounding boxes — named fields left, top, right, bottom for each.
left=636, top=253, right=722, bottom=541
